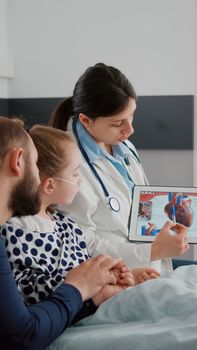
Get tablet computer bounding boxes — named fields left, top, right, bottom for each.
left=128, top=185, right=197, bottom=244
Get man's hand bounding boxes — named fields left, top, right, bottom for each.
left=151, top=220, right=189, bottom=260
left=64, top=255, right=121, bottom=301
left=93, top=284, right=124, bottom=306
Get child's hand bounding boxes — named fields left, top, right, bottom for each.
left=93, top=261, right=136, bottom=305
left=111, top=261, right=135, bottom=287
left=132, top=267, right=160, bottom=285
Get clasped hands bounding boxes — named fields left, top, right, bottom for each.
left=64, top=255, right=160, bottom=306
left=93, top=259, right=160, bottom=306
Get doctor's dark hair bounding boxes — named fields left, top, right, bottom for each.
left=50, top=63, right=137, bottom=130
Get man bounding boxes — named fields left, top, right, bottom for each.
left=0, top=116, right=120, bottom=350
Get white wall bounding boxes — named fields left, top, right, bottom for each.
left=0, top=0, right=8, bottom=97
left=4, top=0, right=197, bottom=259
left=0, top=0, right=14, bottom=98
left=6, top=0, right=197, bottom=186
left=7, top=0, right=197, bottom=97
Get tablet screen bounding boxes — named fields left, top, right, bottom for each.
left=129, top=186, right=197, bottom=243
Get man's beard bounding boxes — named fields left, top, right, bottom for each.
left=8, top=168, right=41, bottom=217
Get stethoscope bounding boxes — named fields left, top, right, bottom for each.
left=72, top=117, right=141, bottom=212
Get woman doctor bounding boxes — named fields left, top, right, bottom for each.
left=50, top=63, right=188, bottom=271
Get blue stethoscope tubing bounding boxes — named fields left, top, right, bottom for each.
left=72, top=117, right=142, bottom=212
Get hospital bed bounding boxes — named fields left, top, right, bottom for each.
left=47, top=264, right=197, bottom=350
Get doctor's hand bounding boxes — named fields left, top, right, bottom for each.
left=151, top=220, right=189, bottom=261
left=64, top=255, right=121, bottom=302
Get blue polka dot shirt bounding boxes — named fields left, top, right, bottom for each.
left=1, top=211, right=89, bottom=305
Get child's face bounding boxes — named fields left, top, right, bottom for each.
left=54, top=146, right=81, bottom=205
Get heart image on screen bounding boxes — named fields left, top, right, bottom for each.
left=164, top=193, right=193, bottom=227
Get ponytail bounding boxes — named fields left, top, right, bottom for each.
left=49, top=96, right=73, bottom=131
left=50, top=63, right=136, bottom=130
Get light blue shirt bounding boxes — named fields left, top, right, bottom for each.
left=74, top=118, right=134, bottom=192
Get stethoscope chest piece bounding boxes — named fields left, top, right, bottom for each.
left=108, top=197, right=120, bottom=212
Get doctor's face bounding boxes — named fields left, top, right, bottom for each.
left=80, top=98, right=136, bottom=146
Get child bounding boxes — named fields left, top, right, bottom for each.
left=1, top=125, right=159, bottom=306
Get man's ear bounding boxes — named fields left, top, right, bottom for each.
left=41, top=178, right=55, bottom=195
left=79, top=113, right=92, bottom=130
left=9, top=148, right=24, bottom=176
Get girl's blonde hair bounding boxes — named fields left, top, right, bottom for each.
left=29, top=125, right=75, bottom=178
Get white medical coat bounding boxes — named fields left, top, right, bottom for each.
left=60, top=120, right=172, bottom=272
